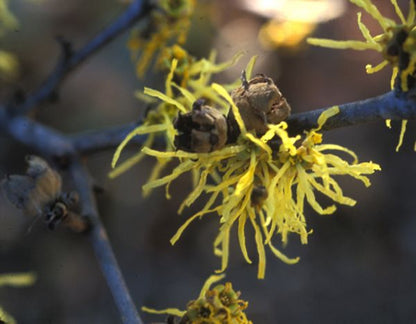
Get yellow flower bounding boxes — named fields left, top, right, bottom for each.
left=308, top=0, right=416, bottom=89
left=142, top=274, right=252, bottom=324
left=0, top=50, right=18, bottom=80
left=0, top=272, right=36, bottom=287
left=0, top=0, right=19, bottom=80
left=110, top=51, right=244, bottom=196
left=156, top=45, right=195, bottom=87
left=0, top=0, right=18, bottom=36
left=138, top=77, right=380, bottom=278
left=259, top=20, right=316, bottom=50
left=308, top=0, right=415, bottom=150
left=128, top=0, right=196, bottom=77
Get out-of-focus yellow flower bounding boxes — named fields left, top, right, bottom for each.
left=0, top=272, right=36, bottom=324
left=259, top=20, right=316, bottom=49
left=156, top=45, right=194, bottom=87
left=0, top=307, right=15, bottom=324
left=0, top=0, right=18, bottom=36
left=0, top=0, right=19, bottom=80
left=308, top=0, right=415, bottom=150
left=128, top=0, right=195, bottom=77
left=136, top=66, right=380, bottom=278
left=0, top=272, right=36, bottom=287
left=0, top=50, right=18, bottom=79
left=142, top=274, right=252, bottom=324
left=110, top=51, right=244, bottom=194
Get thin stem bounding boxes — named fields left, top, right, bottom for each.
left=0, top=109, right=75, bottom=157
left=70, top=91, right=416, bottom=153
left=2, top=91, right=416, bottom=156
left=9, top=0, right=152, bottom=115
left=72, top=122, right=141, bottom=155
left=286, top=91, right=416, bottom=134
left=69, top=159, right=143, bottom=324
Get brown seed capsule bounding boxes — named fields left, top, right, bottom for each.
left=230, top=72, right=291, bottom=136
left=174, top=99, right=228, bottom=153
left=1, top=155, right=88, bottom=232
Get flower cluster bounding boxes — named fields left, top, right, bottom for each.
left=113, top=55, right=381, bottom=278
left=140, top=82, right=380, bottom=278
left=128, top=0, right=196, bottom=77
left=0, top=0, right=17, bottom=36
left=110, top=50, right=245, bottom=194
left=143, top=274, right=252, bottom=324
left=308, top=0, right=416, bottom=150
left=308, top=0, right=416, bottom=91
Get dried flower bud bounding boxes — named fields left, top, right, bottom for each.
left=174, top=99, right=228, bottom=153
left=230, top=72, right=291, bottom=135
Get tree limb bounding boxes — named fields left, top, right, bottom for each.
left=7, top=0, right=152, bottom=116
left=72, top=121, right=142, bottom=155
left=286, top=91, right=416, bottom=134
left=0, top=109, right=75, bottom=157
left=69, top=158, right=143, bottom=324
left=70, top=91, right=416, bottom=154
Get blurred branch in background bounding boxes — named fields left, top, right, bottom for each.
left=72, top=121, right=145, bottom=155
left=69, top=158, right=143, bottom=324
left=6, top=0, right=153, bottom=116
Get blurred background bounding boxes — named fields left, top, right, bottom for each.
left=1, top=0, right=416, bottom=323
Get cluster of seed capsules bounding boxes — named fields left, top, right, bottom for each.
left=174, top=72, right=291, bottom=153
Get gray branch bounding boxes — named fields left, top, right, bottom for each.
left=286, top=91, right=416, bottom=134
left=7, top=0, right=152, bottom=116
left=69, top=159, right=143, bottom=324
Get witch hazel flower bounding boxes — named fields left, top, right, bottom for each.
left=134, top=61, right=380, bottom=278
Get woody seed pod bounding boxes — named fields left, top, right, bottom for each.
left=174, top=99, right=228, bottom=153
left=230, top=73, right=291, bottom=136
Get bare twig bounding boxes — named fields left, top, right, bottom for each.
left=70, top=92, right=416, bottom=154
left=0, top=109, right=75, bottom=157
left=286, top=91, right=416, bottom=134
left=72, top=121, right=141, bottom=155
left=69, top=158, right=143, bottom=324
left=8, top=0, right=152, bottom=116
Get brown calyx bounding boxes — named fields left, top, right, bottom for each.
left=174, top=99, right=228, bottom=153
left=230, top=74, right=291, bottom=135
